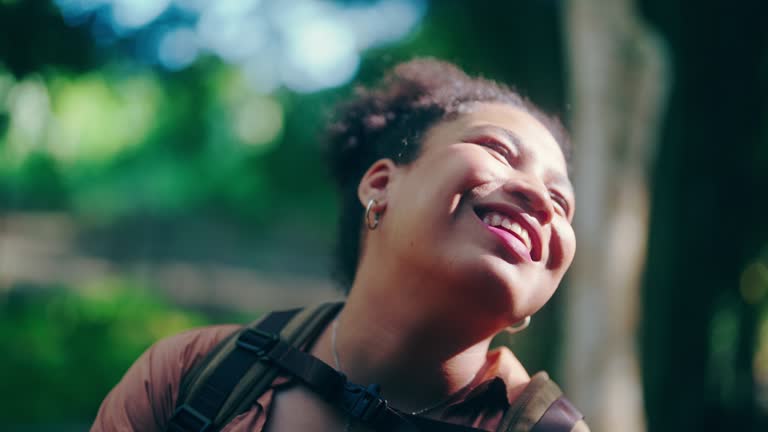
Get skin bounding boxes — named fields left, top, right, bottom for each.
left=265, top=102, right=576, bottom=431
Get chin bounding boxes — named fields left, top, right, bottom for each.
left=462, top=252, right=558, bottom=321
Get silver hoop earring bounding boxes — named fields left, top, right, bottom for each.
left=365, top=199, right=380, bottom=230
left=504, top=316, right=531, bottom=334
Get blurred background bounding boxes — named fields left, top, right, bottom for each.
left=0, top=0, right=766, bottom=430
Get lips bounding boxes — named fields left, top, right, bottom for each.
left=481, top=212, right=532, bottom=250
left=474, top=203, right=543, bottom=262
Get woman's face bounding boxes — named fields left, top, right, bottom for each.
left=369, top=102, right=576, bottom=326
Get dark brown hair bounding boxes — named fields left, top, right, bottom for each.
left=325, top=58, right=570, bottom=290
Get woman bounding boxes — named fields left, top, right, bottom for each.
left=92, top=59, right=587, bottom=432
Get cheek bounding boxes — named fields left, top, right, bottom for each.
left=546, top=223, right=576, bottom=272
left=429, top=147, right=500, bottom=199
left=384, top=147, right=501, bottom=253
left=397, top=149, right=492, bottom=211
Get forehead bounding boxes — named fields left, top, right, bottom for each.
left=425, top=102, right=569, bottom=178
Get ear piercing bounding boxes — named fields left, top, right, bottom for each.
left=504, top=316, right=531, bottom=334
left=365, top=199, right=380, bottom=230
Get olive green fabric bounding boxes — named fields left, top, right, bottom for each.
left=496, top=372, right=589, bottom=432
left=175, top=302, right=343, bottom=431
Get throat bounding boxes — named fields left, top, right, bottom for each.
left=321, top=307, right=492, bottom=414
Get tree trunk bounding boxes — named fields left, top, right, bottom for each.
left=562, top=0, right=669, bottom=430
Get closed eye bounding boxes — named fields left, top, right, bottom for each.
left=550, top=192, right=571, bottom=218
left=472, top=136, right=518, bottom=166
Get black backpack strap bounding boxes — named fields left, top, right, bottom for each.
left=496, top=372, right=587, bottom=432
left=169, top=300, right=493, bottom=432
left=233, top=317, right=485, bottom=432
left=167, top=302, right=343, bottom=432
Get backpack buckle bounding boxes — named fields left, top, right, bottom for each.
left=168, top=404, right=212, bottom=432
left=343, top=382, right=387, bottom=423
left=236, top=328, right=279, bottom=359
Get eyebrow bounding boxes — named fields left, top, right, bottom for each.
left=466, top=125, right=574, bottom=195
left=466, top=125, right=524, bottom=150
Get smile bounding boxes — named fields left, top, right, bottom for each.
left=474, top=204, right=543, bottom=262
left=482, top=212, right=532, bottom=251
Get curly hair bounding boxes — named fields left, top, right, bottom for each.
left=325, top=58, right=570, bottom=290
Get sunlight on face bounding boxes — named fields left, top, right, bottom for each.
left=379, top=103, right=575, bottom=323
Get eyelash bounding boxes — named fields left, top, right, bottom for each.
left=474, top=137, right=514, bottom=165
left=550, top=193, right=570, bottom=216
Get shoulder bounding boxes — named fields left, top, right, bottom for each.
left=152, top=324, right=243, bottom=372
left=130, top=324, right=243, bottom=399
left=91, top=325, right=241, bottom=432
left=488, top=347, right=590, bottom=432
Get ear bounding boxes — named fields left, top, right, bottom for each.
left=357, top=159, right=396, bottom=212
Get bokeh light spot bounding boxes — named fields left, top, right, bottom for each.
left=233, top=96, right=283, bottom=148
left=110, top=0, right=171, bottom=30
left=157, top=27, right=199, bottom=70
left=54, top=0, right=427, bottom=93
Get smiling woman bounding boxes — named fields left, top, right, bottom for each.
left=91, top=59, right=588, bottom=432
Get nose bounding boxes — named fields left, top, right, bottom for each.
left=502, top=177, right=554, bottom=225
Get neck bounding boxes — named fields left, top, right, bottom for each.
left=312, top=264, right=504, bottom=413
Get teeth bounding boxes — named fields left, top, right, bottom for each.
left=501, top=218, right=514, bottom=232
left=519, top=226, right=531, bottom=248
left=482, top=211, right=533, bottom=252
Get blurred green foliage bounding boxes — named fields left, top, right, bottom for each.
left=0, top=280, right=214, bottom=424
left=0, top=63, right=339, bottom=229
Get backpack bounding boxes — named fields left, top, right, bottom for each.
left=167, top=302, right=586, bottom=432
